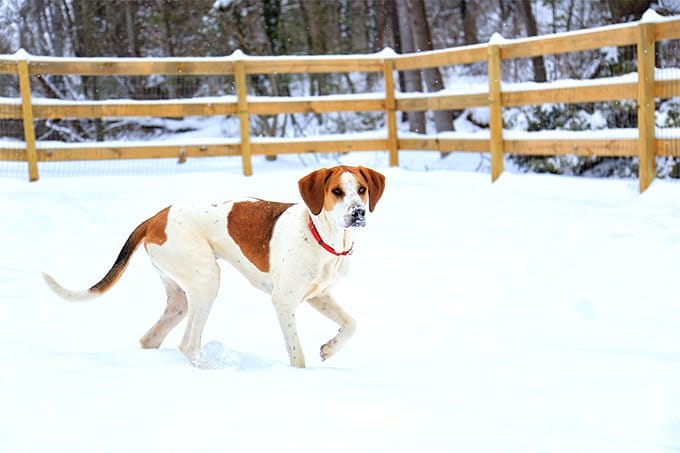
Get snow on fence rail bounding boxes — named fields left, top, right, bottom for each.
left=0, top=12, right=679, bottom=191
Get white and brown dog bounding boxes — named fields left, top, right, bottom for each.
left=43, top=165, right=385, bottom=368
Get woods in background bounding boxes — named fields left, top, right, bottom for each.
left=4, top=1, right=677, bottom=91
left=1, top=0, right=679, bottom=177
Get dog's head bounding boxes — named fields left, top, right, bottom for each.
left=298, top=166, right=386, bottom=229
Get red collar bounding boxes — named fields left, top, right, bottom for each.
left=308, top=216, right=353, bottom=256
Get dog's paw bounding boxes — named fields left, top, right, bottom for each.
left=190, top=354, right=211, bottom=369
left=320, top=338, right=338, bottom=361
left=184, top=351, right=218, bottom=369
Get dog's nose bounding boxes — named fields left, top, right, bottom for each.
left=352, top=207, right=366, bottom=219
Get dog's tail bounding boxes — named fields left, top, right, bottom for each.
left=42, top=216, right=153, bottom=302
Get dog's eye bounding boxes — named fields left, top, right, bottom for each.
left=358, top=186, right=367, bottom=195
left=332, top=188, right=344, bottom=196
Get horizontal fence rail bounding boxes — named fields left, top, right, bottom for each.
left=0, top=13, right=679, bottom=191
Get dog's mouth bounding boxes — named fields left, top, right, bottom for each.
left=345, top=218, right=366, bottom=228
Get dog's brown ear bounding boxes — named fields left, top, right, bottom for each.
left=298, top=168, right=331, bottom=215
left=358, top=167, right=386, bottom=212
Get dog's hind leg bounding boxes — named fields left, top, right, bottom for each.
left=307, top=292, right=356, bottom=362
left=147, top=238, right=221, bottom=368
left=139, top=273, right=188, bottom=349
left=176, top=261, right=220, bottom=368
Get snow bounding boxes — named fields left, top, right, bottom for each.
left=394, top=43, right=487, bottom=64
left=0, top=138, right=24, bottom=149
left=502, top=72, right=636, bottom=92
left=2, top=153, right=680, bottom=452
left=396, top=78, right=488, bottom=98
left=13, top=48, right=28, bottom=59
left=3, top=50, right=238, bottom=64
left=250, top=130, right=386, bottom=143
left=489, top=32, right=506, bottom=45
left=401, top=127, right=680, bottom=140
left=33, top=136, right=242, bottom=149
left=641, top=9, right=666, bottom=23
left=212, top=0, right=234, bottom=10
left=490, top=15, right=667, bottom=48
left=376, top=47, right=397, bottom=58
left=0, top=97, right=21, bottom=105
left=28, top=96, right=239, bottom=105
left=2, top=46, right=397, bottom=64
left=250, top=92, right=386, bottom=103
left=502, top=68, right=680, bottom=92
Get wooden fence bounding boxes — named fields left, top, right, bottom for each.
left=1, top=13, right=679, bottom=192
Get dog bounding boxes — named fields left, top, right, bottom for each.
left=43, top=165, right=385, bottom=368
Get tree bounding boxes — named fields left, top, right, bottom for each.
left=518, top=0, right=547, bottom=82
left=395, top=0, right=426, bottom=133
left=261, top=0, right=287, bottom=160
left=460, top=0, right=479, bottom=46
left=405, top=0, right=455, bottom=135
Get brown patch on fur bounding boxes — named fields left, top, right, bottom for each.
left=144, top=207, right=171, bottom=247
left=298, top=168, right=332, bottom=215
left=299, top=166, right=364, bottom=215
left=299, top=166, right=385, bottom=215
left=357, top=166, right=385, bottom=212
left=323, top=168, right=347, bottom=212
left=228, top=200, right=293, bottom=273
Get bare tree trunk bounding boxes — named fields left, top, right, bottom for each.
left=518, top=0, right=547, bottom=82
left=461, top=0, right=478, bottom=45
left=80, top=0, right=104, bottom=141
left=365, top=0, right=378, bottom=51
left=124, top=0, right=139, bottom=57
left=388, top=0, right=402, bottom=53
left=388, top=0, right=409, bottom=112
left=263, top=0, right=287, bottom=161
left=299, top=0, right=324, bottom=127
left=124, top=1, right=144, bottom=99
left=160, top=0, right=177, bottom=98
left=374, top=0, right=391, bottom=51
left=396, top=0, right=426, bottom=133
left=405, top=0, right=454, bottom=136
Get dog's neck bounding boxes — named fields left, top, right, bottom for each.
left=310, top=212, right=355, bottom=255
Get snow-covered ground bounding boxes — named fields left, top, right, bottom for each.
left=1, top=152, right=680, bottom=452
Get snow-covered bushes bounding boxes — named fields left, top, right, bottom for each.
left=503, top=97, right=680, bottom=179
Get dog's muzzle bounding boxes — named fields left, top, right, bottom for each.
left=347, top=206, right=366, bottom=227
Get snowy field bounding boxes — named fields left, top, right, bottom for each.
left=2, top=152, right=680, bottom=452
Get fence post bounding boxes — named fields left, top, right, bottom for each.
left=637, top=22, right=656, bottom=193
left=382, top=55, right=399, bottom=167
left=16, top=50, right=39, bottom=181
left=234, top=53, right=253, bottom=177
left=487, top=37, right=504, bottom=182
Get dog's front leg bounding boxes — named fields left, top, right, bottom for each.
left=273, top=303, right=305, bottom=368
left=308, top=292, right=356, bottom=361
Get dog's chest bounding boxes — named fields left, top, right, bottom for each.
left=303, top=257, right=348, bottom=300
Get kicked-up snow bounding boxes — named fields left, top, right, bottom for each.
left=1, top=153, right=679, bottom=452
